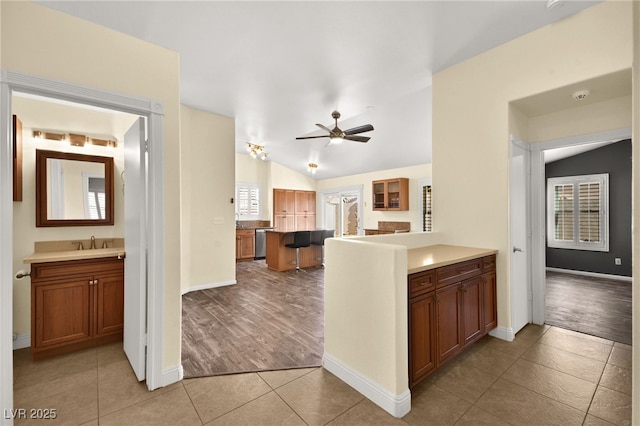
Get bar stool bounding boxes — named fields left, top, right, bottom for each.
left=311, top=229, right=334, bottom=268
left=285, top=231, right=311, bottom=272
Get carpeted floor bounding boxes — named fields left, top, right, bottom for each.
left=181, top=260, right=324, bottom=378
left=545, top=270, right=632, bottom=345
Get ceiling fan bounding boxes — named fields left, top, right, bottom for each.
left=296, top=111, right=374, bottom=143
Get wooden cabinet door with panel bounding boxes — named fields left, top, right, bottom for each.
left=435, top=283, right=463, bottom=366
left=274, top=189, right=295, bottom=214
left=409, top=292, right=436, bottom=387
left=461, top=276, right=484, bottom=346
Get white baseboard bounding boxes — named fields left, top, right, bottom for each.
left=546, top=267, right=632, bottom=282
left=161, top=364, right=183, bottom=387
left=323, top=353, right=411, bottom=418
left=13, top=334, right=30, bottom=350
left=489, top=326, right=514, bottom=342
left=181, top=279, right=236, bottom=295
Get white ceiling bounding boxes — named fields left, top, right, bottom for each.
left=35, top=0, right=601, bottom=179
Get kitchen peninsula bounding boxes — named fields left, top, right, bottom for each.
left=265, top=230, right=325, bottom=271
left=323, top=232, right=499, bottom=418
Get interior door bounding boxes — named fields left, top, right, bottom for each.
left=510, top=141, right=531, bottom=335
left=123, top=118, right=147, bottom=381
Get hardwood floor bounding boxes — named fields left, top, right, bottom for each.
left=181, top=260, right=324, bottom=378
left=545, top=270, right=632, bottom=345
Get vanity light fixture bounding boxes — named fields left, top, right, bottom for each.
left=307, top=163, right=318, bottom=174
left=33, top=130, right=118, bottom=149
left=246, top=142, right=268, bottom=160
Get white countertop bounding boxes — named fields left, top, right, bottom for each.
left=407, top=244, right=497, bottom=274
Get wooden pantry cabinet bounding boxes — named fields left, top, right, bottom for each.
left=408, top=254, right=497, bottom=388
left=372, top=178, right=409, bottom=211
left=273, top=188, right=316, bottom=231
left=30, top=256, right=124, bottom=359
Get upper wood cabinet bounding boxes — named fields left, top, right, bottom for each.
left=294, top=191, right=316, bottom=214
left=274, top=189, right=295, bottom=214
left=372, top=178, right=409, bottom=211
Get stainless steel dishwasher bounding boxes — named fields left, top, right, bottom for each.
left=254, top=228, right=273, bottom=260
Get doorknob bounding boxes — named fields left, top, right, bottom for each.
left=513, top=246, right=523, bottom=253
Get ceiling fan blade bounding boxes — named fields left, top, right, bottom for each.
left=344, top=135, right=370, bottom=143
left=344, top=124, right=374, bottom=135
left=296, top=135, right=329, bottom=140
left=315, top=123, right=332, bottom=133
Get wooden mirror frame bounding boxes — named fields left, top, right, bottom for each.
left=35, top=149, right=115, bottom=227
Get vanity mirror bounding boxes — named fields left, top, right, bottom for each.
left=36, top=149, right=114, bottom=227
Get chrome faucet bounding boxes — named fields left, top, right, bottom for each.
left=90, top=235, right=97, bottom=250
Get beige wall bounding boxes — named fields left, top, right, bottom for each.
left=317, top=163, right=431, bottom=232
left=235, top=154, right=271, bottom=221
left=527, top=95, right=632, bottom=143
left=2, top=1, right=182, bottom=370
left=180, top=106, right=236, bottom=292
left=632, top=2, right=639, bottom=424
left=11, top=98, right=135, bottom=337
left=432, top=1, right=632, bottom=334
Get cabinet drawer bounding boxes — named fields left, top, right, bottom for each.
left=31, top=257, right=124, bottom=281
left=436, top=259, right=482, bottom=288
left=482, top=255, right=496, bottom=272
left=409, top=270, right=435, bottom=297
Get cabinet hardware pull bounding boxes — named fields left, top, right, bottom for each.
left=419, top=282, right=427, bottom=286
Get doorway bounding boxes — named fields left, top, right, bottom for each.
left=1, top=71, right=166, bottom=415
left=320, top=186, right=363, bottom=236
left=526, top=129, right=632, bottom=336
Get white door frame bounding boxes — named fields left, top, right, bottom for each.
left=528, top=127, right=632, bottom=324
left=0, top=69, right=165, bottom=421
left=318, top=185, right=364, bottom=236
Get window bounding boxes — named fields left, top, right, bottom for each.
left=418, top=179, right=433, bottom=232
left=422, top=185, right=432, bottom=232
left=546, top=173, right=608, bottom=251
left=236, top=183, right=261, bottom=220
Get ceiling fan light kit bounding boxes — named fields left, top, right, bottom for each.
left=296, top=110, right=374, bottom=144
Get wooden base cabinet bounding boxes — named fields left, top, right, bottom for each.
left=31, top=257, right=124, bottom=360
left=236, top=229, right=255, bottom=261
left=409, top=254, right=497, bottom=388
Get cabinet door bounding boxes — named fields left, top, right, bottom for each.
left=372, top=181, right=386, bottom=210
left=461, top=276, right=484, bottom=346
left=409, top=292, right=436, bottom=387
left=95, top=273, right=125, bottom=337
left=239, top=234, right=255, bottom=259
left=34, top=279, right=91, bottom=349
left=482, top=271, right=497, bottom=331
left=274, top=214, right=295, bottom=231
left=435, top=284, right=462, bottom=366
left=295, top=214, right=316, bottom=231
left=274, top=189, right=295, bottom=214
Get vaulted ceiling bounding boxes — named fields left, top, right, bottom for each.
left=36, top=1, right=601, bottom=179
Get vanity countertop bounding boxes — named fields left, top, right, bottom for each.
left=407, top=244, right=497, bottom=274
left=24, top=238, right=125, bottom=264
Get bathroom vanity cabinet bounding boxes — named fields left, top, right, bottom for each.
left=30, top=256, right=124, bottom=359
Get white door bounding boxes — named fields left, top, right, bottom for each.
left=510, top=140, right=531, bottom=335
left=123, top=118, right=147, bottom=381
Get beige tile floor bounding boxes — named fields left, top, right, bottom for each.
left=12, top=324, right=631, bottom=426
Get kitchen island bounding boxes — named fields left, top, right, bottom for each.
left=265, top=230, right=323, bottom=272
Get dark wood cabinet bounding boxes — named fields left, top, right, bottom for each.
left=31, top=257, right=124, bottom=359
left=409, top=292, right=436, bottom=387
left=372, top=178, right=409, bottom=211
left=408, top=254, right=497, bottom=388
left=236, top=229, right=255, bottom=261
